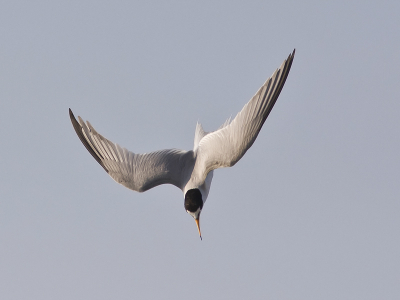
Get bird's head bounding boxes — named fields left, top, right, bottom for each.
left=184, top=188, right=203, bottom=240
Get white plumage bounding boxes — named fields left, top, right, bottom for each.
left=69, top=50, right=295, bottom=238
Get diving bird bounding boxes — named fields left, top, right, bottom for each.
left=69, top=49, right=295, bottom=239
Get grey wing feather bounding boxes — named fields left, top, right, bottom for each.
left=69, top=109, right=195, bottom=192
left=195, top=50, right=295, bottom=179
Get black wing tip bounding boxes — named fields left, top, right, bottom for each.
left=261, top=49, right=295, bottom=120
left=68, top=108, right=109, bottom=173
left=69, top=108, right=78, bottom=125
left=287, top=49, right=295, bottom=64
left=69, top=108, right=73, bottom=118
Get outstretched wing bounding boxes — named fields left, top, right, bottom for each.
left=194, top=50, right=295, bottom=180
left=69, top=109, right=195, bottom=192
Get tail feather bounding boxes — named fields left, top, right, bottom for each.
left=193, top=118, right=232, bottom=151
left=193, top=122, right=208, bottom=151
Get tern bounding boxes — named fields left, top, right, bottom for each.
left=69, top=50, right=295, bottom=239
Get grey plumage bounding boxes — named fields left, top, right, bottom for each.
left=69, top=49, right=295, bottom=205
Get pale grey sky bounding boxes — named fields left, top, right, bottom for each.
left=1, top=1, right=399, bottom=299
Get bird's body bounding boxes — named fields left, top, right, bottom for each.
left=69, top=50, right=295, bottom=238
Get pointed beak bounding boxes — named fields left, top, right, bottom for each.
left=195, top=218, right=202, bottom=240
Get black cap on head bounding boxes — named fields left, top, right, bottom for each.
left=184, top=189, right=203, bottom=213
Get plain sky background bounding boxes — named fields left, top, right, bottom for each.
left=1, top=1, right=399, bottom=299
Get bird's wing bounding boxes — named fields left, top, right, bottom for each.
left=69, top=109, right=195, bottom=192
left=194, top=50, right=295, bottom=180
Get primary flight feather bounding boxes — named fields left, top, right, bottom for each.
left=69, top=49, right=295, bottom=239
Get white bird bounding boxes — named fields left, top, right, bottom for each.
left=69, top=50, right=295, bottom=239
